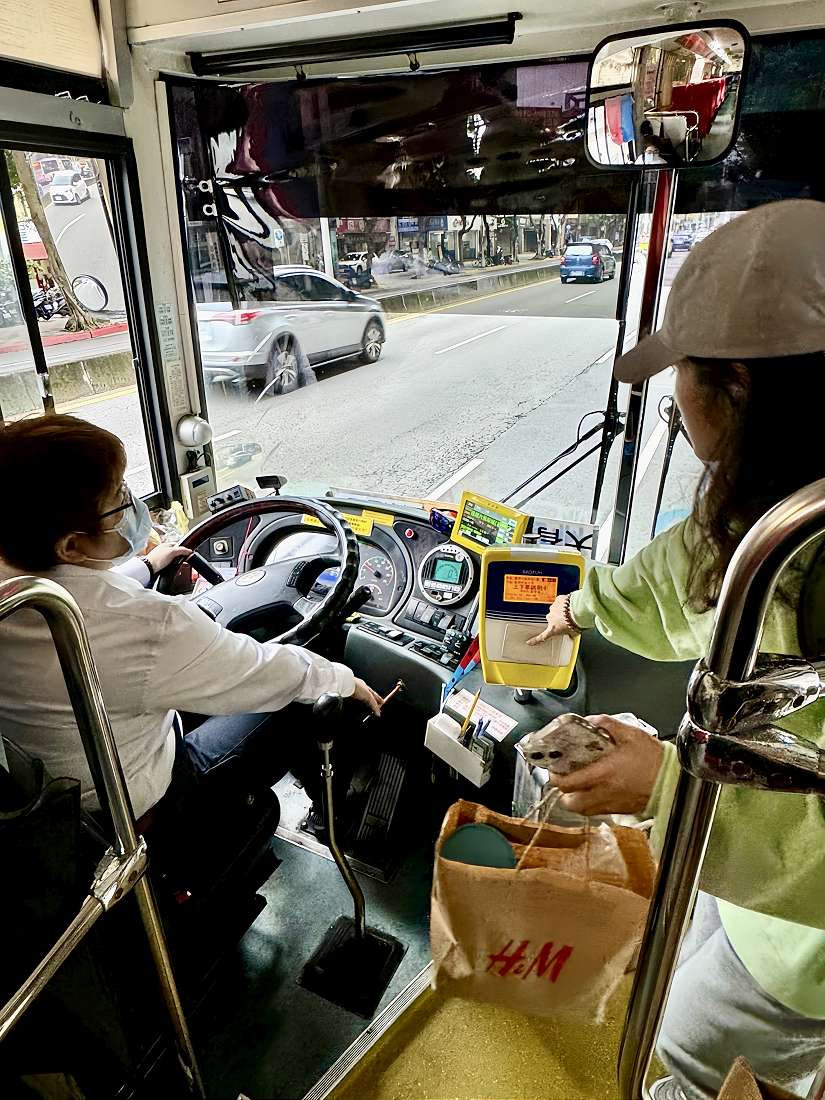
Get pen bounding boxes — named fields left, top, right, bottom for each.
left=363, top=679, right=404, bottom=723
left=459, top=688, right=482, bottom=739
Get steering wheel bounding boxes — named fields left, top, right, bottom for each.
left=156, top=497, right=360, bottom=646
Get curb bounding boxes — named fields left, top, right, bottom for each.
left=0, top=320, right=129, bottom=356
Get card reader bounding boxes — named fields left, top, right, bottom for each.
left=479, top=544, right=584, bottom=691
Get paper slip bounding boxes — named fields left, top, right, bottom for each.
left=447, top=690, right=518, bottom=742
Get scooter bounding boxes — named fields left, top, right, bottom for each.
left=427, top=256, right=461, bottom=275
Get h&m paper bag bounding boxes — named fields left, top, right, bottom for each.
left=430, top=800, right=656, bottom=1021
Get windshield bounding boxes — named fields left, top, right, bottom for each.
left=171, top=62, right=671, bottom=554
left=52, top=171, right=75, bottom=185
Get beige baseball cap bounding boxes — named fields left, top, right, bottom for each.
left=614, top=199, right=825, bottom=384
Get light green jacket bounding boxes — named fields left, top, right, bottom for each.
left=570, top=517, right=825, bottom=1017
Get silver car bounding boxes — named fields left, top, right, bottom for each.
left=197, top=268, right=386, bottom=395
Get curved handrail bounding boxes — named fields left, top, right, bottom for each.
left=0, top=576, right=204, bottom=1095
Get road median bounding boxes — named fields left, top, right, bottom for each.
left=376, top=261, right=562, bottom=315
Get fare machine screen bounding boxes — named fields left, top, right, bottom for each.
left=479, top=546, right=584, bottom=691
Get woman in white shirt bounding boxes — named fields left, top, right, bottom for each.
left=0, top=414, right=381, bottom=844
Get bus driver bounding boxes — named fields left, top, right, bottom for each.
left=0, top=416, right=382, bottom=849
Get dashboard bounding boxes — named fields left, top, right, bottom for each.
left=187, top=496, right=482, bottom=682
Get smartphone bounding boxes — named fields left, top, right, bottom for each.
left=517, top=713, right=614, bottom=775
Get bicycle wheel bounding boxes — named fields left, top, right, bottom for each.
left=71, top=274, right=109, bottom=312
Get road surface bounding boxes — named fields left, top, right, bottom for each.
left=44, top=189, right=126, bottom=313
left=74, top=250, right=700, bottom=558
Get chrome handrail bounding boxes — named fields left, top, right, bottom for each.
left=618, top=479, right=825, bottom=1099
left=0, top=576, right=204, bottom=1096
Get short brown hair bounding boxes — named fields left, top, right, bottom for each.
left=0, top=415, right=126, bottom=572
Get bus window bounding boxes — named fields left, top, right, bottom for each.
left=0, top=204, right=41, bottom=422
left=170, top=65, right=640, bottom=539
left=2, top=151, right=157, bottom=496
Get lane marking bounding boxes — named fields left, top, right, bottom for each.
left=595, top=417, right=668, bottom=561
left=564, top=290, right=597, bottom=304
left=596, top=348, right=614, bottom=365
left=55, top=211, right=87, bottom=245
left=56, top=384, right=137, bottom=412
left=427, top=456, right=484, bottom=499
left=384, top=266, right=595, bottom=324
left=433, top=324, right=508, bottom=356
left=214, top=429, right=241, bottom=443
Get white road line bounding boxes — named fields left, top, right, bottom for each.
left=55, top=211, right=87, bottom=245
left=433, top=325, right=507, bottom=356
left=428, top=456, right=484, bottom=499
left=595, top=418, right=668, bottom=561
left=214, top=429, right=241, bottom=442
left=126, top=463, right=150, bottom=477
left=596, top=348, right=614, bottom=365
left=564, top=290, right=597, bottom=304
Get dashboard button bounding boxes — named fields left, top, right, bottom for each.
left=418, top=606, right=434, bottom=625
left=440, top=652, right=455, bottom=666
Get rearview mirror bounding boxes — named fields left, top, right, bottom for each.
left=585, top=20, right=749, bottom=170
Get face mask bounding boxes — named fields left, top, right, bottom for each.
left=86, top=490, right=154, bottom=567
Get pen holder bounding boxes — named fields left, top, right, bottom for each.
left=425, top=711, right=492, bottom=788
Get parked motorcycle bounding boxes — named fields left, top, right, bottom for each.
left=427, top=256, right=461, bottom=275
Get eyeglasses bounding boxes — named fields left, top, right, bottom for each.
left=99, top=483, right=135, bottom=521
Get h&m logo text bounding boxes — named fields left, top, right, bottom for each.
left=486, top=939, right=574, bottom=982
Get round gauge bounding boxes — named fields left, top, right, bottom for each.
left=358, top=551, right=396, bottom=610
left=418, top=545, right=474, bottom=606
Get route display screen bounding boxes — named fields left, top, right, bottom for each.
left=450, top=491, right=528, bottom=553
left=503, top=574, right=558, bottom=605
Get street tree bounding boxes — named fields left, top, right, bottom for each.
left=455, top=214, right=478, bottom=264
left=9, top=150, right=102, bottom=332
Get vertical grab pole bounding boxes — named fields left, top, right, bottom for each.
left=0, top=576, right=204, bottom=1097
left=618, top=479, right=825, bottom=1099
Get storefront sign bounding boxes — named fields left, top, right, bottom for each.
left=426, top=216, right=448, bottom=232
left=336, top=217, right=365, bottom=234
left=397, top=217, right=419, bottom=234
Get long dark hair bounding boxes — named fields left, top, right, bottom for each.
left=686, top=352, right=825, bottom=611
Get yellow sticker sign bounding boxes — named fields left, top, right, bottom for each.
left=363, top=510, right=395, bottom=527
left=302, top=512, right=374, bottom=537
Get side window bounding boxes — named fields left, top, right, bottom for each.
left=305, top=275, right=346, bottom=302
left=276, top=275, right=308, bottom=302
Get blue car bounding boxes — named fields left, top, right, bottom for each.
left=560, top=243, right=617, bottom=284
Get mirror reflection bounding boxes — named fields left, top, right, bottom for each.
left=587, top=24, right=747, bottom=168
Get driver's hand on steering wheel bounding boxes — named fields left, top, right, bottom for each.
left=144, top=544, right=192, bottom=574
left=351, top=678, right=383, bottom=717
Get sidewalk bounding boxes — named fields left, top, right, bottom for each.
left=0, top=315, right=129, bottom=356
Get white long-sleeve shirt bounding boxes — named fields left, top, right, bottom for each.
left=0, top=561, right=355, bottom=818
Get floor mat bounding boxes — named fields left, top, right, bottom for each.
left=193, top=824, right=433, bottom=1100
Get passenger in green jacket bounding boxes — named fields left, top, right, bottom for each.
left=528, top=200, right=825, bottom=1100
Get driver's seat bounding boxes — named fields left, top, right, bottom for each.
left=0, top=734, right=280, bottom=1091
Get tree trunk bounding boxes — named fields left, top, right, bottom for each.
left=10, top=151, right=102, bottom=332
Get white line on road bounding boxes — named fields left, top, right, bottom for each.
left=214, top=429, right=242, bottom=443
left=595, top=417, right=668, bottom=561
left=564, top=291, right=597, bottom=304
left=433, top=325, right=507, bottom=356
left=55, top=211, right=87, bottom=245
left=596, top=348, right=614, bottom=365
left=428, top=456, right=484, bottom=499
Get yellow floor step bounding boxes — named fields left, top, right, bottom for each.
left=330, top=977, right=656, bottom=1100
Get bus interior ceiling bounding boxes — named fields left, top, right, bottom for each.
left=0, top=1, right=825, bottom=1098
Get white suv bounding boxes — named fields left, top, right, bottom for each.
left=338, top=251, right=370, bottom=274
left=197, top=267, right=386, bottom=396
left=49, top=171, right=90, bottom=205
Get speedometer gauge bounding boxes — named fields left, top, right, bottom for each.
left=358, top=552, right=396, bottom=610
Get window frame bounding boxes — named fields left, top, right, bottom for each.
left=0, top=107, right=177, bottom=508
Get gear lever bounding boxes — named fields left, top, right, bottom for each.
left=298, top=693, right=405, bottom=1017
left=313, top=692, right=366, bottom=936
